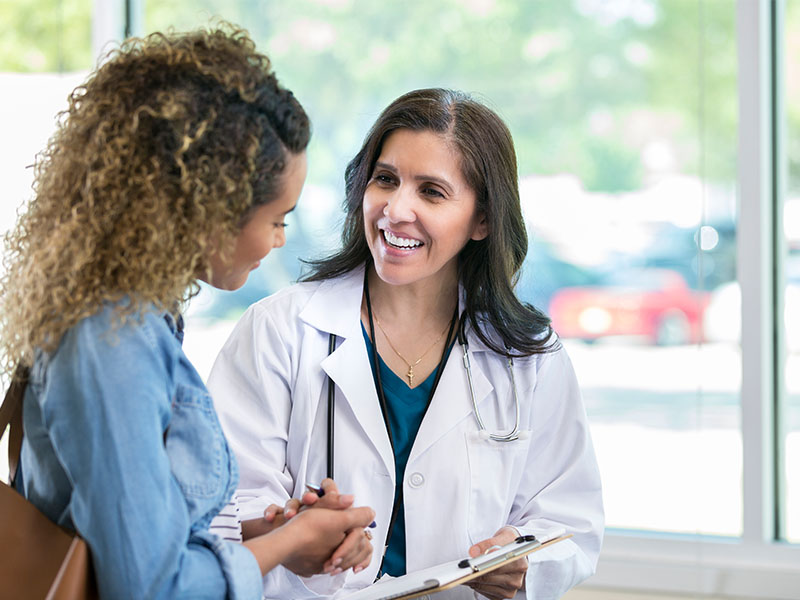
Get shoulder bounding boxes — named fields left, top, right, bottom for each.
left=245, top=270, right=361, bottom=335
left=34, top=303, right=179, bottom=427
left=61, top=302, right=176, bottom=354
left=47, top=302, right=180, bottom=388
left=248, top=280, right=322, bottom=318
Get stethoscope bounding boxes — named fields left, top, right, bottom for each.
left=325, top=315, right=522, bottom=479
left=456, top=318, right=522, bottom=443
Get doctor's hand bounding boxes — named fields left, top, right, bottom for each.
left=287, top=478, right=356, bottom=518
left=244, top=505, right=375, bottom=577
left=243, top=479, right=360, bottom=542
left=278, top=505, right=376, bottom=577
left=465, top=526, right=527, bottom=600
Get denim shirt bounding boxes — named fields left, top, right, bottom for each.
left=18, top=304, right=263, bottom=599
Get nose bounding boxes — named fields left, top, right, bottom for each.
left=273, top=227, right=287, bottom=249
left=383, top=185, right=416, bottom=223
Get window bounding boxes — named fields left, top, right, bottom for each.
left=3, top=0, right=799, bottom=596
left=147, top=0, right=742, bottom=537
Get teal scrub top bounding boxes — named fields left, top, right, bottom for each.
left=362, top=324, right=453, bottom=576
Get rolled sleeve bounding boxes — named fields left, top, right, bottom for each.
left=191, top=530, right=263, bottom=600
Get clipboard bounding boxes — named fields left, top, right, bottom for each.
left=340, top=530, right=571, bottom=600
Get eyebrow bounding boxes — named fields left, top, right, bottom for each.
left=374, top=161, right=455, bottom=194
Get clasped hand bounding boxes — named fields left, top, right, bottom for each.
left=259, top=478, right=374, bottom=577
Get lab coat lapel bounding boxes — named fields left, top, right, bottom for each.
left=320, top=334, right=395, bottom=478
left=409, top=333, right=494, bottom=463
left=300, top=268, right=395, bottom=478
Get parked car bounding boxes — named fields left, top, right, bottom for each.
left=516, top=240, right=602, bottom=313
left=548, top=268, right=710, bottom=345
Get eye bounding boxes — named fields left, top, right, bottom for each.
left=274, top=222, right=288, bottom=229
left=372, top=172, right=396, bottom=186
left=421, top=186, right=445, bottom=199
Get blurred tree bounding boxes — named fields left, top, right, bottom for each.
left=1, top=0, right=738, bottom=190
left=145, top=0, right=737, bottom=191
left=0, top=0, right=92, bottom=71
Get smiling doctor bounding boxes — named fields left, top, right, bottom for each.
left=208, top=88, right=604, bottom=600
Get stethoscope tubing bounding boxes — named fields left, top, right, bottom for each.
left=458, top=318, right=521, bottom=442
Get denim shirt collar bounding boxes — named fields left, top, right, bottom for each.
left=162, top=312, right=185, bottom=345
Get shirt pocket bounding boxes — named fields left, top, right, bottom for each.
left=465, top=430, right=532, bottom=544
left=166, top=385, right=225, bottom=502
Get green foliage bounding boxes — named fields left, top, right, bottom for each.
left=0, top=0, right=92, bottom=71
left=139, top=0, right=734, bottom=191
left=2, top=0, right=740, bottom=191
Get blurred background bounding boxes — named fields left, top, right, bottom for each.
left=1, top=0, right=798, bottom=597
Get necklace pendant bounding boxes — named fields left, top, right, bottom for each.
left=407, top=366, right=414, bottom=386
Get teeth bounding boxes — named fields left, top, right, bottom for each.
left=383, top=230, right=422, bottom=248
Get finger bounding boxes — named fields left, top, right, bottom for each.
left=469, top=538, right=499, bottom=558
left=466, top=569, right=525, bottom=597
left=283, top=498, right=302, bottom=519
left=263, top=504, right=282, bottom=522
left=474, top=561, right=527, bottom=585
left=300, top=490, right=321, bottom=507
left=353, top=535, right=374, bottom=574
left=328, top=527, right=372, bottom=574
left=469, top=525, right=520, bottom=558
left=320, top=478, right=339, bottom=496
left=341, top=506, right=377, bottom=530
left=466, top=581, right=515, bottom=600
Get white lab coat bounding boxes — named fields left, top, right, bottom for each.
left=208, top=268, right=603, bottom=600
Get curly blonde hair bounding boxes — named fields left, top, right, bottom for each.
left=0, top=24, right=309, bottom=374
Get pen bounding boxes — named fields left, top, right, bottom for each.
left=305, top=481, right=377, bottom=528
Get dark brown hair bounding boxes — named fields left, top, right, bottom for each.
left=303, top=88, right=555, bottom=356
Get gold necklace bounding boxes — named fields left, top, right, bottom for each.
left=373, top=314, right=452, bottom=386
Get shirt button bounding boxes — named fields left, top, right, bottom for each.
left=409, top=472, right=425, bottom=488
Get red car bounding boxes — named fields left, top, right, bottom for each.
left=547, top=268, right=710, bottom=345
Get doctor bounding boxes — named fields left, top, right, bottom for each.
left=209, top=88, right=603, bottom=599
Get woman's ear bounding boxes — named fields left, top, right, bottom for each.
left=471, top=212, right=489, bottom=241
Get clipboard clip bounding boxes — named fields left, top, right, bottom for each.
left=456, top=535, right=540, bottom=572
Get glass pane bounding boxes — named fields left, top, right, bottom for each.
left=0, top=0, right=93, bottom=72
left=0, top=0, right=93, bottom=480
left=146, top=0, right=741, bottom=535
left=783, top=0, right=800, bottom=545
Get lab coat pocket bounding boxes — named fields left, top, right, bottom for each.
left=166, top=385, right=225, bottom=500
left=465, top=430, right=531, bottom=544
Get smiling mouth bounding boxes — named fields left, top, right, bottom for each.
left=383, top=229, right=423, bottom=249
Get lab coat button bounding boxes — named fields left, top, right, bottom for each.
left=409, top=472, right=425, bottom=488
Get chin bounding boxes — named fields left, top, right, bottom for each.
left=211, top=275, right=248, bottom=292
left=372, top=262, right=419, bottom=287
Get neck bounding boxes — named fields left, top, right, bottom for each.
left=365, top=265, right=458, bottom=325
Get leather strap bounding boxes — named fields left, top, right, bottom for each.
left=0, top=365, right=30, bottom=485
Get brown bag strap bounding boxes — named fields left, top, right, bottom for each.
left=0, top=365, right=30, bottom=484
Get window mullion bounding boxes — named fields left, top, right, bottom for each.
left=92, top=0, right=126, bottom=62
left=737, top=0, right=777, bottom=545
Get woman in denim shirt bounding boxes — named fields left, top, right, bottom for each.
left=0, top=25, right=374, bottom=599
